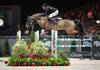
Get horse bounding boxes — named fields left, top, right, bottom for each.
left=25, top=13, right=84, bottom=35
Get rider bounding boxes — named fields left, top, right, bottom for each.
left=42, top=3, right=59, bottom=24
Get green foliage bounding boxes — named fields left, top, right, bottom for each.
left=8, top=55, right=70, bottom=66
left=33, top=59, right=42, bottom=66
left=0, top=60, right=3, bottom=62
left=11, top=39, right=48, bottom=56
left=25, top=58, right=34, bottom=65
left=28, top=41, right=48, bottom=55
left=30, top=30, right=35, bottom=42
left=12, top=39, right=27, bottom=56
left=8, top=56, right=27, bottom=66
left=7, top=38, right=70, bottom=66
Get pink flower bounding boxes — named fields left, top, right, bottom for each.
left=22, top=62, right=28, bottom=66
left=32, top=62, right=35, bottom=66
left=33, top=55, right=40, bottom=59
left=27, top=54, right=33, bottom=58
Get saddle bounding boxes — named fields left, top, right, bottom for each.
left=39, top=13, right=62, bottom=24
left=48, top=17, right=62, bottom=24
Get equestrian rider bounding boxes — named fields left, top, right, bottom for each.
left=42, top=3, right=59, bottom=24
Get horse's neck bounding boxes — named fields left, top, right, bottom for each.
left=31, top=13, right=48, bottom=28
left=36, top=16, right=48, bottom=28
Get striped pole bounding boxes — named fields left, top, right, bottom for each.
left=35, top=30, right=39, bottom=42
left=54, top=30, right=58, bottom=58
left=51, top=30, right=54, bottom=56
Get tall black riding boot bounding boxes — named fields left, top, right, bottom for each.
left=48, top=18, right=53, bottom=24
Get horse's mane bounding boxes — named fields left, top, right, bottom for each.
left=31, top=13, right=44, bottom=17
left=29, top=13, right=47, bottom=20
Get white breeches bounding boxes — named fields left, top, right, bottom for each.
left=48, top=10, right=59, bottom=18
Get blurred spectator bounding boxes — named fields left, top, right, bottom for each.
left=94, top=40, right=100, bottom=46
left=87, top=9, right=93, bottom=19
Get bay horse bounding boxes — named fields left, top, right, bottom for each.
left=25, top=13, right=84, bottom=35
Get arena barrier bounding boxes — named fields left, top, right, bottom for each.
left=34, top=30, right=100, bottom=58
left=35, top=30, right=91, bottom=57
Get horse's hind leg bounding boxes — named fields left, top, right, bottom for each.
left=72, top=30, right=79, bottom=34
left=66, top=30, right=78, bottom=35
left=65, top=26, right=79, bottom=34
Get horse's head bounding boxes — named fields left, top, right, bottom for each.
left=25, top=13, right=46, bottom=34
left=25, top=16, right=37, bottom=34
left=26, top=13, right=48, bottom=33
